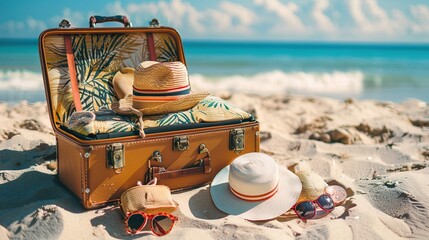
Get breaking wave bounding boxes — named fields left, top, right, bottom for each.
left=0, top=70, right=44, bottom=91
left=190, top=70, right=364, bottom=96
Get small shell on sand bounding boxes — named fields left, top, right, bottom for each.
left=296, top=171, right=328, bottom=202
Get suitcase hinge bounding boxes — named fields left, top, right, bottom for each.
left=59, top=19, right=72, bottom=29
left=230, top=128, right=245, bottom=153
left=106, top=143, right=125, bottom=173
left=149, top=18, right=160, bottom=27
left=173, top=136, right=189, bottom=151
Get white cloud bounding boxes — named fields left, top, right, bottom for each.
left=0, top=18, right=45, bottom=36
left=348, top=0, right=410, bottom=35
left=366, top=0, right=393, bottom=33
left=63, top=8, right=85, bottom=26
left=410, top=4, right=429, bottom=23
left=349, top=0, right=372, bottom=33
left=182, top=2, right=205, bottom=33
left=410, top=5, right=429, bottom=33
left=50, top=8, right=85, bottom=27
left=158, top=1, right=185, bottom=26
left=207, top=10, right=230, bottom=32
left=106, top=0, right=256, bottom=35
left=312, top=0, right=336, bottom=33
left=0, top=21, right=25, bottom=34
left=220, top=1, right=255, bottom=27
left=390, top=10, right=410, bottom=35
left=155, top=0, right=204, bottom=32
left=254, top=0, right=306, bottom=33
left=106, top=1, right=127, bottom=15
left=108, top=0, right=205, bottom=32
left=207, top=1, right=256, bottom=34
left=27, top=17, right=47, bottom=31
left=133, top=4, right=159, bottom=26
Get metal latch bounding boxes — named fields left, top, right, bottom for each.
left=173, top=136, right=189, bottom=151
left=230, top=129, right=245, bottom=152
left=107, top=143, right=125, bottom=173
left=150, top=151, right=162, bottom=162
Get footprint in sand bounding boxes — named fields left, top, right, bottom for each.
left=8, top=205, right=63, bottom=240
left=18, top=119, right=43, bottom=131
left=357, top=171, right=429, bottom=238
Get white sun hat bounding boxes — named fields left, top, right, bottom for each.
left=210, top=152, right=302, bottom=221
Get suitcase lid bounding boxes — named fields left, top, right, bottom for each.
left=38, top=16, right=186, bottom=132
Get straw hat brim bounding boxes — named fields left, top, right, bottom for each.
left=138, top=92, right=210, bottom=115
left=210, top=163, right=302, bottom=221
left=112, top=92, right=210, bottom=116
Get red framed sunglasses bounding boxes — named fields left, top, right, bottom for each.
left=293, top=194, right=335, bottom=220
left=125, top=211, right=178, bottom=236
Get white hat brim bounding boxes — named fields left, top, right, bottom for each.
left=210, top=164, right=302, bottom=221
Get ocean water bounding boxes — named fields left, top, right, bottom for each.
left=1, top=39, right=429, bottom=103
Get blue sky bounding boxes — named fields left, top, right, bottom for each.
left=1, top=0, right=429, bottom=42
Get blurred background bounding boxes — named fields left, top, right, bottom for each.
left=1, top=0, right=429, bottom=103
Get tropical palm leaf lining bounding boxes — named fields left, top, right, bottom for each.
left=199, top=97, right=233, bottom=110
left=44, top=33, right=181, bottom=125
left=157, top=111, right=198, bottom=126
left=72, top=34, right=132, bottom=111
left=158, top=38, right=179, bottom=62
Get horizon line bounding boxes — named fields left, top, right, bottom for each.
left=1, top=37, right=429, bottom=46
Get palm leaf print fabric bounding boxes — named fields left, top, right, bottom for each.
left=44, top=32, right=179, bottom=125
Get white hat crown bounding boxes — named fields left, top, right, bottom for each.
left=229, top=154, right=280, bottom=200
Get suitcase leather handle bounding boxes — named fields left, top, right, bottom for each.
left=89, top=15, right=132, bottom=28
left=146, top=144, right=212, bottom=182
left=152, top=157, right=211, bottom=180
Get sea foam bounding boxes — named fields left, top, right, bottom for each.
left=0, top=69, right=364, bottom=96
left=0, top=70, right=44, bottom=91
left=190, top=70, right=364, bottom=96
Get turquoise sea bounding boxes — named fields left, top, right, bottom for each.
left=1, top=38, right=429, bottom=103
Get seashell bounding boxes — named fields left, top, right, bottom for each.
left=384, top=180, right=397, bottom=188
left=309, top=132, right=321, bottom=140
left=296, top=171, right=328, bottom=202
left=320, top=133, right=331, bottom=143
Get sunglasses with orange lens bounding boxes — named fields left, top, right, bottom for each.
left=125, top=211, right=178, bottom=236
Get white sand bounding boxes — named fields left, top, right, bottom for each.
left=1, top=95, right=428, bottom=239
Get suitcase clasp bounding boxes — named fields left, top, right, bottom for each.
left=173, top=136, right=189, bottom=151
left=150, top=151, right=162, bottom=162
left=106, top=143, right=125, bottom=173
left=230, top=129, right=245, bottom=152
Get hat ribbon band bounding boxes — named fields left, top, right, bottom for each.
left=229, top=183, right=279, bottom=202
left=133, top=95, right=185, bottom=102
left=133, top=85, right=190, bottom=96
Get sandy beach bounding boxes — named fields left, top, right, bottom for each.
left=1, top=93, right=429, bottom=239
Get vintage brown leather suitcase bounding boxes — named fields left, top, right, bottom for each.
left=38, top=16, right=260, bottom=209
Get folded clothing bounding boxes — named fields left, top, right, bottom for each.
left=64, top=96, right=253, bottom=136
